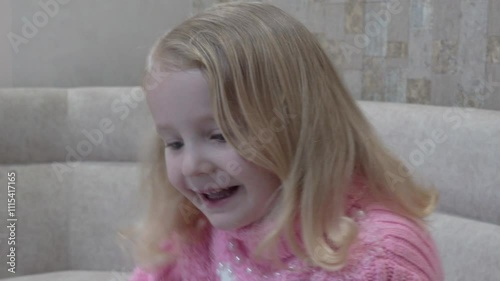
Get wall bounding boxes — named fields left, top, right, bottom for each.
left=194, top=0, right=500, bottom=110
left=0, top=0, right=13, bottom=88
left=1, top=0, right=191, bottom=87
left=1, top=0, right=499, bottom=110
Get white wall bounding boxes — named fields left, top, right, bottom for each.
left=0, top=0, right=13, bottom=88
left=0, top=0, right=191, bottom=87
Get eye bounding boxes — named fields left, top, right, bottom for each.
left=165, top=141, right=183, bottom=150
left=164, top=134, right=225, bottom=151
left=211, top=133, right=226, bottom=143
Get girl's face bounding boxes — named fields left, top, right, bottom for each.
left=145, top=68, right=281, bottom=230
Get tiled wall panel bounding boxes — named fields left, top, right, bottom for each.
left=193, top=0, right=500, bottom=110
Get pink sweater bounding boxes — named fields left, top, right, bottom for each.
left=128, top=185, right=444, bottom=281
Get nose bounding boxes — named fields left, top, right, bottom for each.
left=181, top=144, right=216, bottom=177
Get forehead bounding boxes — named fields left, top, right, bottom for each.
left=146, top=69, right=215, bottom=130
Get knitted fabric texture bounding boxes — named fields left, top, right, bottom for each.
left=128, top=180, right=444, bottom=281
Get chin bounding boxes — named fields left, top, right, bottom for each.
left=206, top=215, right=250, bottom=231
left=207, top=218, right=241, bottom=230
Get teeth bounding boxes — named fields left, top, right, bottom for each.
left=204, top=186, right=237, bottom=194
left=207, top=189, right=225, bottom=194
left=204, top=186, right=239, bottom=201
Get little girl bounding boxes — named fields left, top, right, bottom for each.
left=123, top=2, right=444, bottom=280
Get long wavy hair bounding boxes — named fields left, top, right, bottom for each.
left=118, top=1, right=439, bottom=273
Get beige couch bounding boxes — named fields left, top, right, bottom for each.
left=0, top=87, right=499, bottom=281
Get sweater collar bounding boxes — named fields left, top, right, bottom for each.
left=214, top=174, right=369, bottom=263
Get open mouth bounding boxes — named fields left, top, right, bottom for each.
left=201, top=185, right=241, bottom=202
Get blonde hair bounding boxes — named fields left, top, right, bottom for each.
left=118, top=1, right=439, bottom=273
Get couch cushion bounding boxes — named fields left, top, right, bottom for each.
left=1, top=270, right=131, bottom=281
left=358, top=101, right=500, bottom=225
left=4, top=212, right=499, bottom=281
left=428, top=212, right=500, bottom=281
left=0, top=87, right=154, bottom=164
left=0, top=162, right=140, bottom=278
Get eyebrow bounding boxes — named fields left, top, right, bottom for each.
left=156, top=115, right=216, bottom=132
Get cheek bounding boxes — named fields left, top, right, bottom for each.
left=165, top=157, right=183, bottom=189
left=244, top=167, right=281, bottom=193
